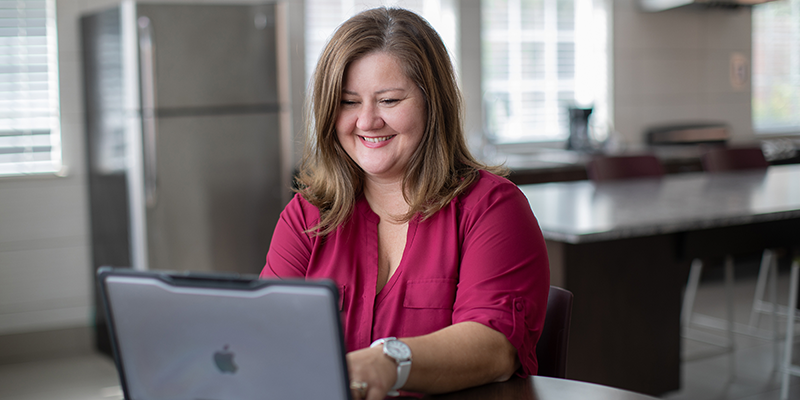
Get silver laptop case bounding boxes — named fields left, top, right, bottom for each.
left=98, top=267, right=351, bottom=400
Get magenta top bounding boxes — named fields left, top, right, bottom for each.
left=261, top=171, right=550, bottom=376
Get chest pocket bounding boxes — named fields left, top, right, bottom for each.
left=403, top=279, right=457, bottom=309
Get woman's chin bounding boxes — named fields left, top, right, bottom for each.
left=360, top=165, right=404, bottom=182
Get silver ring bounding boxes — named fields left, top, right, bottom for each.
left=350, top=380, right=368, bottom=397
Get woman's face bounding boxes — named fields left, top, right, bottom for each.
left=335, top=52, right=426, bottom=184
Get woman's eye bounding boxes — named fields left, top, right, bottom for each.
left=341, top=100, right=358, bottom=106
left=380, top=99, right=399, bottom=105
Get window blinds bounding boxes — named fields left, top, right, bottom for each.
left=0, top=0, right=61, bottom=176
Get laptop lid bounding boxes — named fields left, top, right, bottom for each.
left=98, top=267, right=351, bottom=400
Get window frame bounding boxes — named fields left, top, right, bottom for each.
left=480, top=0, right=610, bottom=146
left=300, top=0, right=610, bottom=155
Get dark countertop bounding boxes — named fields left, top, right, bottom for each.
left=517, top=164, right=800, bottom=244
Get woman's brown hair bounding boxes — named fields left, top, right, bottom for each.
left=296, top=7, right=506, bottom=236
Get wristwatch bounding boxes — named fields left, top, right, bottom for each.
left=370, top=337, right=412, bottom=396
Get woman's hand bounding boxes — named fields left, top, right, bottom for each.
left=347, top=345, right=399, bottom=400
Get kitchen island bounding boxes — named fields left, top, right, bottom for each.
left=518, top=164, right=800, bottom=395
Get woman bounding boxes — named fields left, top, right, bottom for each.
left=262, top=7, right=549, bottom=399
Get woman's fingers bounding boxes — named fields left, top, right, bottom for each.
left=350, top=380, right=369, bottom=399
left=347, top=346, right=398, bottom=399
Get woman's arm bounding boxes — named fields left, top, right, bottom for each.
left=346, top=321, right=518, bottom=399
left=261, top=194, right=315, bottom=279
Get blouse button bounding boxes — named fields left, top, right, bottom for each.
left=515, top=302, right=523, bottom=311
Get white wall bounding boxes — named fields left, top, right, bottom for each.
left=0, top=0, right=94, bottom=336
left=613, top=0, right=754, bottom=145
left=0, top=0, right=757, bottom=339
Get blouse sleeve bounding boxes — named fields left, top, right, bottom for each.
left=452, top=179, right=550, bottom=376
left=260, top=193, right=316, bottom=279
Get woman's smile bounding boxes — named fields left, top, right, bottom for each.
left=360, top=135, right=397, bottom=147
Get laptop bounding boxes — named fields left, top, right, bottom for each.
left=97, top=267, right=351, bottom=400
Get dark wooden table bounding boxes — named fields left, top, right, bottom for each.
left=412, top=376, right=658, bottom=400
left=517, top=164, right=800, bottom=396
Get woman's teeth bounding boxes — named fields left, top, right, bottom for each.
left=362, top=136, right=393, bottom=143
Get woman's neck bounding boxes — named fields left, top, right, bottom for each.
left=364, top=178, right=409, bottom=221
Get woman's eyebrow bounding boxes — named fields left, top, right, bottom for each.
left=341, top=87, right=407, bottom=95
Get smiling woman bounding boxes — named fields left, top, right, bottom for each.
left=261, top=7, right=549, bottom=400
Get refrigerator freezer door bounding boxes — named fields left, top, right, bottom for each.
left=145, top=113, right=282, bottom=274
left=136, top=4, right=279, bottom=109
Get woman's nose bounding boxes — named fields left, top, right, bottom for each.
left=356, top=104, right=385, bottom=131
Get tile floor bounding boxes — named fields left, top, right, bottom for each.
left=1, top=264, right=799, bottom=400
left=0, top=352, right=121, bottom=400
left=662, top=264, right=800, bottom=400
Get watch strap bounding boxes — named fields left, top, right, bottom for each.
left=392, top=358, right=411, bottom=393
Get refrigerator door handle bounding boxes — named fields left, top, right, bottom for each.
left=138, top=16, right=158, bottom=208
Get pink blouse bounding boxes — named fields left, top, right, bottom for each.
left=261, top=171, right=550, bottom=375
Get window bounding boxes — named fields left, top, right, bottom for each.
left=305, top=0, right=457, bottom=84
left=482, top=0, right=608, bottom=144
left=752, top=0, right=800, bottom=135
left=304, top=0, right=609, bottom=146
left=0, top=0, right=61, bottom=176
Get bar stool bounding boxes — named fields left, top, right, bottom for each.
left=585, top=154, right=664, bottom=182
left=586, top=154, right=735, bottom=354
left=701, top=145, right=770, bottom=172
left=681, top=257, right=737, bottom=355
left=781, top=256, right=800, bottom=400
left=702, top=146, right=781, bottom=336
left=680, top=146, right=775, bottom=355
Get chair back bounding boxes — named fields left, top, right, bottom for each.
left=536, top=285, right=574, bottom=378
left=701, top=146, right=769, bottom=172
left=586, top=154, right=665, bottom=182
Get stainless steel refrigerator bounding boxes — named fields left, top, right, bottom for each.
left=82, top=2, right=289, bottom=352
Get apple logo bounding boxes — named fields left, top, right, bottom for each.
left=213, top=344, right=238, bottom=374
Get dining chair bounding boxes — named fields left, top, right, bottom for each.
left=536, top=286, right=574, bottom=379
left=781, top=256, right=800, bottom=400
left=585, top=154, right=665, bottom=182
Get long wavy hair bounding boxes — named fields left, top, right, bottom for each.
left=296, top=7, right=506, bottom=236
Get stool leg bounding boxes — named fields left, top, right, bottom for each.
left=750, top=249, right=774, bottom=329
left=682, top=258, right=703, bottom=328
left=781, top=260, right=799, bottom=400
left=771, top=252, right=780, bottom=366
left=724, top=255, right=736, bottom=350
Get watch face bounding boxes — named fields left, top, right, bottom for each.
left=385, top=340, right=411, bottom=360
